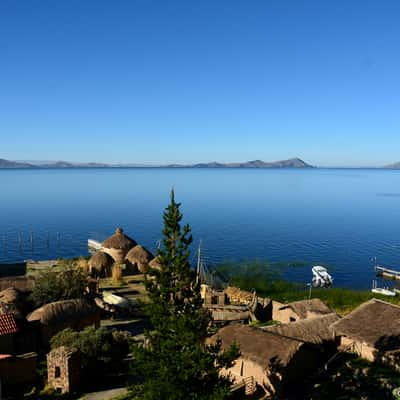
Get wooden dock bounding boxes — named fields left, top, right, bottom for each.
left=375, top=266, right=400, bottom=281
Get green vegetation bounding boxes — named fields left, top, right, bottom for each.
left=51, top=327, right=130, bottom=376
left=309, top=354, right=400, bottom=399
left=29, top=268, right=88, bottom=307
left=216, top=260, right=400, bottom=314
left=129, top=190, right=239, bottom=400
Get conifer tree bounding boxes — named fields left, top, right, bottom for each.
left=132, top=190, right=238, bottom=400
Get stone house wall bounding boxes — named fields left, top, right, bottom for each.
left=47, top=347, right=81, bottom=394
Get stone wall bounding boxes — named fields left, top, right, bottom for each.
left=47, top=346, right=81, bottom=394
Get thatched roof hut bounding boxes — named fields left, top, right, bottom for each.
left=273, top=298, right=333, bottom=323
left=27, top=299, right=100, bottom=344
left=102, top=228, right=137, bottom=251
left=263, top=313, right=340, bottom=345
left=102, top=228, right=137, bottom=263
left=88, top=251, right=114, bottom=278
left=330, top=299, right=400, bottom=362
left=125, top=245, right=154, bottom=273
left=0, top=288, right=28, bottom=319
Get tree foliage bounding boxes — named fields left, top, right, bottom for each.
left=131, top=190, right=239, bottom=400
left=51, top=326, right=130, bottom=376
left=30, top=268, right=88, bottom=307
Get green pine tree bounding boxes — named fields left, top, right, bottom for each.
left=131, top=190, right=239, bottom=400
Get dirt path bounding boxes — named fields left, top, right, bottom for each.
left=80, top=387, right=128, bottom=400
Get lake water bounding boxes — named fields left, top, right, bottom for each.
left=1, top=168, right=400, bottom=289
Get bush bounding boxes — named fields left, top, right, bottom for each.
left=30, top=268, right=88, bottom=307
left=50, top=327, right=130, bottom=376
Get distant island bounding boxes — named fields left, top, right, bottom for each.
left=384, top=162, right=400, bottom=169
left=0, top=157, right=314, bottom=169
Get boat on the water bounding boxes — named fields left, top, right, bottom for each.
left=312, top=266, right=333, bottom=288
left=371, top=280, right=396, bottom=297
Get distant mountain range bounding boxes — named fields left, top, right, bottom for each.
left=0, top=157, right=313, bottom=169
left=0, top=159, right=109, bottom=169
left=2, top=157, right=400, bottom=169
left=384, top=162, right=400, bottom=169
left=168, top=158, right=313, bottom=168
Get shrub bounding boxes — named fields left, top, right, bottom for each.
left=30, top=268, right=88, bottom=307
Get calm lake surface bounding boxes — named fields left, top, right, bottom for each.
left=1, top=168, right=400, bottom=289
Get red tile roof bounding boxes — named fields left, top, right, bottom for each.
left=0, top=313, right=18, bottom=335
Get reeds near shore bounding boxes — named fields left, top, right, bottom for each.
left=215, top=260, right=400, bottom=314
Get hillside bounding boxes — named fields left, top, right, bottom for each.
left=385, top=162, right=400, bottom=169
left=177, top=158, right=314, bottom=168
left=0, top=159, right=35, bottom=168
left=0, top=157, right=313, bottom=169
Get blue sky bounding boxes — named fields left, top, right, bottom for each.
left=0, top=0, right=399, bottom=167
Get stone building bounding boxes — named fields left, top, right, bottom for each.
left=209, top=323, right=324, bottom=397
left=47, top=346, right=81, bottom=394
left=0, top=352, right=37, bottom=387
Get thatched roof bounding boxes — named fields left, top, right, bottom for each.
left=330, top=299, right=400, bottom=347
left=126, top=245, right=154, bottom=273
left=209, top=323, right=304, bottom=369
left=278, top=298, right=332, bottom=319
left=102, top=228, right=137, bottom=250
left=89, top=251, right=114, bottom=270
left=0, top=288, right=27, bottom=318
left=149, top=255, right=162, bottom=270
left=263, top=313, right=340, bottom=344
left=27, top=299, right=99, bottom=326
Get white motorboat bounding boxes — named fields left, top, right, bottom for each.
left=371, top=280, right=396, bottom=297
left=312, top=266, right=333, bottom=288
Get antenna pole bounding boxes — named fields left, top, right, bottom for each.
left=196, top=240, right=202, bottom=284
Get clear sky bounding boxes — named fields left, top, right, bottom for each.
left=0, top=0, right=399, bottom=167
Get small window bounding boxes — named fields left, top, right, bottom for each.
left=290, top=317, right=296, bottom=322
left=55, top=366, right=61, bottom=378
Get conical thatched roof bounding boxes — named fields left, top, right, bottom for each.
left=102, top=228, right=137, bottom=250
left=149, top=255, right=162, bottom=270
left=88, top=251, right=114, bottom=277
left=126, top=245, right=154, bottom=273
left=27, top=299, right=99, bottom=326
left=0, top=288, right=27, bottom=319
